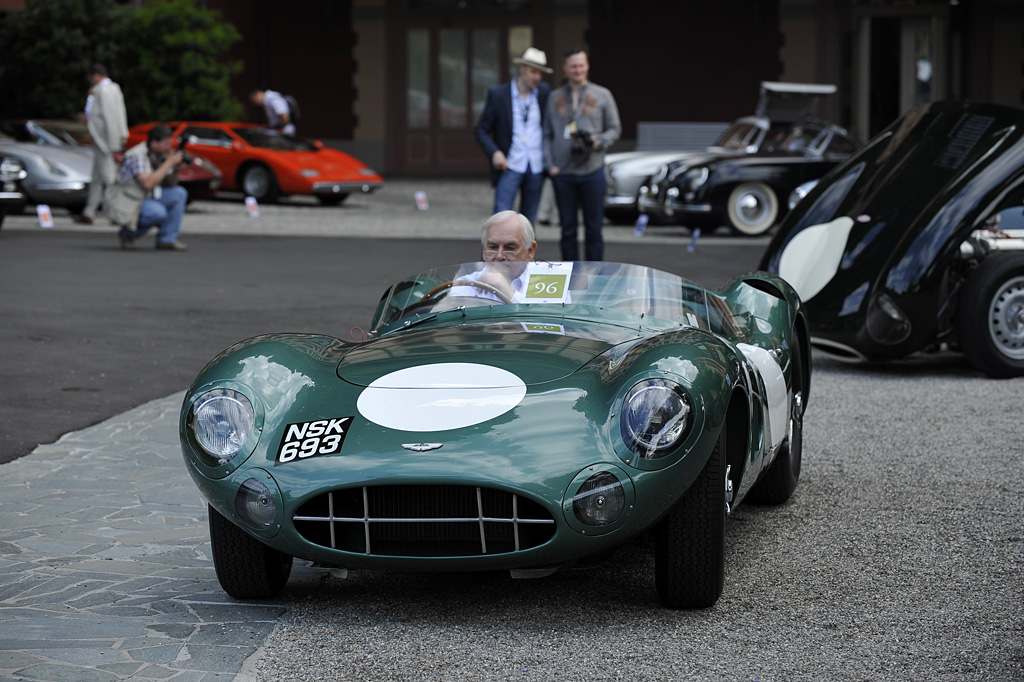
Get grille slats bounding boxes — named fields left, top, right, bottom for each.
left=293, top=485, right=555, bottom=557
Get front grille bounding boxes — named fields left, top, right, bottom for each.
left=293, top=485, right=556, bottom=557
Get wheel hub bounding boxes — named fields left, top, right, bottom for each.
left=738, top=193, right=765, bottom=221
left=990, top=276, right=1024, bottom=358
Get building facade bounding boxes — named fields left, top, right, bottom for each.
left=6, top=0, right=1022, bottom=175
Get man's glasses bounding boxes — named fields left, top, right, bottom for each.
left=483, top=245, right=523, bottom=259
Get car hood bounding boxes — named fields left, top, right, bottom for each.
left=609, top=151, right=695, bottom=175
left=276, top=148, right=372, bottom=174
left=337, top=321, right=636, bottom=388
left=663, top=150, right=746, bottom=180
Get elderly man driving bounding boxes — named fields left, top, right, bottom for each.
left=452, top=211, right=538, bottom=302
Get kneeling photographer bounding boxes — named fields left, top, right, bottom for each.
left=105, top=125, right=189, bottom=251
left=543, top=47, right=621, bottom=261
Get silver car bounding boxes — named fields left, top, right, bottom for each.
left=0, top=129, right=92, bottom=213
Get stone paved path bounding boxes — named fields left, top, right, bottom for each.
left=0, top=394, right=316, bottom=681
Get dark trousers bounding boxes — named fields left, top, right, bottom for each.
left=493, top=169, right=545, bottom=227
left=551, top=168, right=606, bottom=261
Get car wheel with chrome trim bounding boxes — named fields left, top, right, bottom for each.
left=958, top=253, right=1024, bottom=377
left=726, top=182, right=779, bottom=236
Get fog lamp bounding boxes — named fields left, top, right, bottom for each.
left=235, top=477, right=276, bottom=528
left=866, top=293, right=912, bottom=345
left=572, top=472, right=625, bottom=526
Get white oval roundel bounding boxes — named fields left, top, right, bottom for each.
left=356, top=363, right=527, bottom=432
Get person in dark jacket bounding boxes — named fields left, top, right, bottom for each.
left=474, top=47, right=552, bottom=226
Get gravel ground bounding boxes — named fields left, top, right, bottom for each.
left=247, top=352, right=1024, bottom=681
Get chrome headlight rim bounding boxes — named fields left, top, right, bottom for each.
left=619, top=378, right=694, bottom=458
left=678, top=166, right=709, bottom=193
left=184, top=383, right=263, bottom=473
left=562, top=464, right=635, bottom=535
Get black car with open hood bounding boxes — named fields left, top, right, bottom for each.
left=761, top=100, right=1024, bottom=377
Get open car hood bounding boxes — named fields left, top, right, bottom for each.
left=756, top=81, right=837, bottom=122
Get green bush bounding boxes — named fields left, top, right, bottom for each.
left=0, top=0, right=244, bottom=123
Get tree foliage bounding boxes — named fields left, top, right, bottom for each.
left=0, top=0, right=244, bottom=123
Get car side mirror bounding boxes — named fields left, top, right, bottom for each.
left=314, top=140, right=324, bottom=149
left=232, top=141, right=244, bottom=151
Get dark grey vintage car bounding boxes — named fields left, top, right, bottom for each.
left=637, top=82, right=860, bottom=236
left=762, top=100, right=1024, bottom=378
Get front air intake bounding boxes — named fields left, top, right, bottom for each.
left=293, top=485, right=556, bottom=557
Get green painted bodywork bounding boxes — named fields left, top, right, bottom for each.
left=180, top=262, right=807, bottom=573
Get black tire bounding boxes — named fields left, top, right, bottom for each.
left=959, top=253, right=1024, bottom=378
left=240, top=164, right=279, bottom=203
left=317, top=193, right=349, bottom=206
left=208, top=505, right=292, bottom=599
left=604, top=207, right=638, bottom=225
left=654, top=426, right=726, bottom=609
left=725, top=182, right=779, bottom=236
left=746, top=338, right=805, bottom=505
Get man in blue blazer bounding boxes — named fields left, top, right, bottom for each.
left=474, top=47, right=553, bottom=226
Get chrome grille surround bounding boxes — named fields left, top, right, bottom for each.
left=293, top=485, right=556, bottom=557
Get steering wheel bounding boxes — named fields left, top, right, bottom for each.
left=419, top=279, right=513, bottom=305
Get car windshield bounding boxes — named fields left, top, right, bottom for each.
left=370, top=261, right=712, bottom=333
left=713, top=122, right=765, bottom=150
left=0, top=122, right=61, bottom=145
left=231, top=127, right=319, bottom=151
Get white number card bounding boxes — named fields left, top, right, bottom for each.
left=522, top=262, right=573, bottom=303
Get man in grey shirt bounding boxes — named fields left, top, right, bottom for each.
left=543, top=48, right=621, bottom=261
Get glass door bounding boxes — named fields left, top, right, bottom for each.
left=394, top=24, right=535, bottom=174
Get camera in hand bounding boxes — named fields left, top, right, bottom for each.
left=571, top=129, right=594, bottom=163
left=176, top=137, right=192, bottom=163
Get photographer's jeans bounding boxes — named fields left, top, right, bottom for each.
left=119, top=186, right=187, bottom=245
left=493, top=169, right=545, bottom=226
left=552, top=168, right=606, bottom=261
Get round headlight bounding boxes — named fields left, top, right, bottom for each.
left=572, top=472, right=626, bottom=526
left=620, top=379, right=692, bottom=458
left=235, top=477, right=276, bottom=528
left=190, top=389, right=255, bottom=465
left=680, top=167, right=709, bottom=192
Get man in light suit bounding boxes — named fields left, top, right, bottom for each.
left=474, top=47, right=552, bottom=227
left=77, top=64, right=128, bottom=224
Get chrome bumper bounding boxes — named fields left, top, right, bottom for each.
left=312, top=181, right=383, bottom=196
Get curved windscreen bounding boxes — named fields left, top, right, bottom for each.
left=231, top=127, right=319, bottom=152
left=370, top=261, right=710, bottom=333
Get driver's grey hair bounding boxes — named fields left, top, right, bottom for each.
left=480, top=210, right=535, bottom=246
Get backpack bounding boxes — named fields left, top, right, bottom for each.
left=284, top=94, right=301, bottom=125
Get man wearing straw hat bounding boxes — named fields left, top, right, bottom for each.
left=474, top=47, right=553, bottom=226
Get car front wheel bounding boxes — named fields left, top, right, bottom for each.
left=725, top=182, right=779, bottom=236
left=240, top=164, right=279, bottom=203
left=654, top=425, right=726, bottom=609
left=958, top=253, right=1024, bottom=377
left=208, top=505, right=292, bottom=599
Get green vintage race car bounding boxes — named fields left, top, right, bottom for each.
left=180, top=261, right=810, bottom=608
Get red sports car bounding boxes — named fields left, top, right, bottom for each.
left=127, top=122, right=383, bottom=205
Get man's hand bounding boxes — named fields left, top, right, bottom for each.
left=477, top=269, right=515, bottom=301
left=491, top=150, right=508, bottom=171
